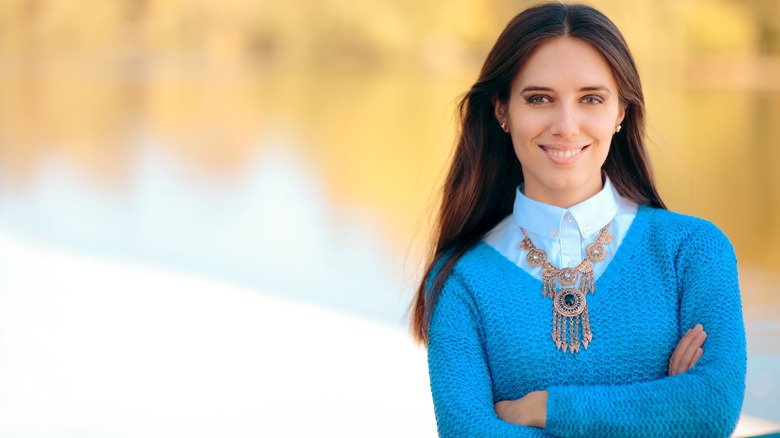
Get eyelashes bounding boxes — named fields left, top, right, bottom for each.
left=581, top=96, right=604, bottom=105
left=524, top=95, right=605, bottom=105
left=526, top=95, right=551, bottom=104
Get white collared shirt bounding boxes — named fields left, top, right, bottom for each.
left=483, top=178, right=638, bottom=281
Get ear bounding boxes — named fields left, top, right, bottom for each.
left=492, top=95, right=508, bottom=131
left=616, top=104, right=626, bottom=129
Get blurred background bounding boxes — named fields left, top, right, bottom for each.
left=0, top=0, right=778, bottom=436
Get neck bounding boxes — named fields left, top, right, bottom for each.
left=523, top=180, right=604, bottom=209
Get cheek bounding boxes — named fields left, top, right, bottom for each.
left=583, top=114, right=619, bottom=141
left=509, top=135, right=537, bottom=170
left=509, top=112, right=547, bottom=144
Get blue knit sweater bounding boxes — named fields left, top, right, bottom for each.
left=427, top=206, right=746, bottom=437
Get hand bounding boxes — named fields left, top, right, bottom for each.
left=494, top=390, right=548, bottom=428
left=668, top=323, right=707, bottom=377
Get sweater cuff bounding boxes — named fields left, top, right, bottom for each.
left=545, top=386, right=585, bottom=437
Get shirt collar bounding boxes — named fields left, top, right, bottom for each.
left=511, top=178, right=622, bottom=239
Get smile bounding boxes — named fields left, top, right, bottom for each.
left=540, top=145, right=589, bottom=161
left=548, top=148, right=581, bottom=159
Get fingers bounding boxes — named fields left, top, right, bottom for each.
left=689, top=347, right=704, bottom=370
left=678, top=326, right=706, bottom=371
left=668, top=324, right=706, bottom=377
left=669, top=326, right=696, bottom=377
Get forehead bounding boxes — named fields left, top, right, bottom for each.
left=512, top=37, right=618, bottom=91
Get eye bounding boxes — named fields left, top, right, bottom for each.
left=581, top=95, right=604, bottom=105
left=526, top=95, right=551, bottom=104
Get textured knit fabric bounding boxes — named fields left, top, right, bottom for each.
left=484, top=178, right=637, bottom=281
left=427, top=206, right=746, bottom=437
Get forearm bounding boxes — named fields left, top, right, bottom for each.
left=542, top=319, right=744, bottom=437
left=544, top=360, right=744, bottom=437
left=496, top=324, right=711, bottom=435
left=430, top=330, right=552, bottom=437
left=430, top=349, right=553, bottom=437
left=428, top=274, right=552, bottom=437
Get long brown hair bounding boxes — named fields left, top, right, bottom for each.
left=410, top=2, right=666, bottom=345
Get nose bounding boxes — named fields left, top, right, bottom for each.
left=550, top=103, right=580, bottom=138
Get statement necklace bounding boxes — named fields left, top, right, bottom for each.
left=518, top=223, right=612, bottom=353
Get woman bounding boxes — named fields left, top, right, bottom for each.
left=409, top=3, right=746, bottom=437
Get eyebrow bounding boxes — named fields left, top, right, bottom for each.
left=520, top=85, right=612, bottom=94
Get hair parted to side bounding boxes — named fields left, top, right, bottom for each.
left=409, top=2, right=666, bottom=345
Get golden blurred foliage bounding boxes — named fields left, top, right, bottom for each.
left=0, top=0, right=779, bottom=270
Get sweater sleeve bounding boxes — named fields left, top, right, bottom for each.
left=428, top=271, right=550, bottom=438
left=544, top=221, right=746, bottom=438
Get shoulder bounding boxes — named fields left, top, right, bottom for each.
left=641, top=206, right=735, bottom=259
left=643, top=206, right=712, bottom=229
left=431, top=242, right=519, bottom=300
left=427, top=245, right=495, bottom=328
left=427, top=243, right=501, bottom=292
left=646, top=206, right=729, bottom=238
left=452, top=242, right=511, bottom=281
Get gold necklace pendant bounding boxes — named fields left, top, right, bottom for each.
left=552, top=288, right=591, bottom=352
left=519, top=223, right=611, bottom=353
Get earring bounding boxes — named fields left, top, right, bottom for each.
left=500, top=121, right=507, bottom=130
left=615, top=124, right=622, bottom=133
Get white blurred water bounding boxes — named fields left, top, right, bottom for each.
left=0, top=136, right=412, bottom=324
left=0, top=228, right=436, bottom=437
left=0, top=139, right=778, bottom=436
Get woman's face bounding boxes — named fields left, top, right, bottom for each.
left=495, top=37, right=624, bottom=208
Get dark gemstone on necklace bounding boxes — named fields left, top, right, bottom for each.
left=564, top=293, right=576, bottom=306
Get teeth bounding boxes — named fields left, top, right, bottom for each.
left=548, top=148, right=581, bottom=159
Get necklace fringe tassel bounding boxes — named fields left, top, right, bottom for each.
left=553, top=305, right=593, bottom=353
